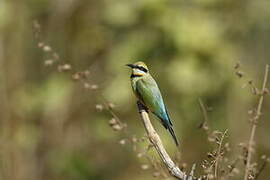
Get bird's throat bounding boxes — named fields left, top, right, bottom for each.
left=130, top=73, right=143, bottom=78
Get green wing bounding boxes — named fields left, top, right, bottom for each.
left=135, top=76, right=179, bottom=146
left=135, top=77, right=164, bottom=116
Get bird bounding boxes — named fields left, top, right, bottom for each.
left=126, top=61, right=179, bottom=146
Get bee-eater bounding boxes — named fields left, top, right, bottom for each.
left=126, top=61, right=179, bottom=146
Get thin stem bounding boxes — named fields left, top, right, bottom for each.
left=198, top=99, right=209, bottom=125
left=254, top=157, right=268, bottom=180
left=214, top=129, right=228, bottom=180
left=244, top=65, right=269, bottom=180
left=198, top=99, right=210, bottom=131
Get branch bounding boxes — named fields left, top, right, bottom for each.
left=244, top=64, right=269, bottom=180
left=137, top=101, right=202, bottom=180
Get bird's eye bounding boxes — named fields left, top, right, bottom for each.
left=137, top=66, right=148, bottom=73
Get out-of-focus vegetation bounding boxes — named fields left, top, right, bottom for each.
left=0, top=0, right=269, bottom=179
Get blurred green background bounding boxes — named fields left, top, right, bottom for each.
left=0, top=0, right=269, bottom=179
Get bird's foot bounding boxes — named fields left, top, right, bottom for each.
left=137, top=101, right=149, bottom=113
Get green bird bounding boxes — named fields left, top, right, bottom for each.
left=126, top=61, right=179, bottom=146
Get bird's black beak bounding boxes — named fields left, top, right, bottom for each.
left=126, top=64, right=135, bottom=68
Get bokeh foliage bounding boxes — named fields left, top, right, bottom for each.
left=0, top=0, right=269, bottom=179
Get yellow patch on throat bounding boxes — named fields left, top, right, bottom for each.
left=132, top=72, right=144, bottom=77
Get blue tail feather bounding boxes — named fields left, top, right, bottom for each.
left=154, top=112, right=179, bottom=146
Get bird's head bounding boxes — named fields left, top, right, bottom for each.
left=126, top=61, right=149, bottom=77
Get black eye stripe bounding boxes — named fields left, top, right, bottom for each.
left=135, top=66, right=148, bottom=73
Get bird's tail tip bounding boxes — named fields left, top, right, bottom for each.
left=168, top=126, right=179, bottom=146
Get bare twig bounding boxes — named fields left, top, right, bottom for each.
left=224, top=157, right=240, bottom=178
left=244, top=65, right=269, bottom=180
left=214, top=129, right=228, bottom=179
left=254, top=156, right=268, bottom=180
left=190, top=164, right=197, bottom=177
left=198, top=98, right=209, bottom=131
left=137, top=101, right=202, bottom=180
